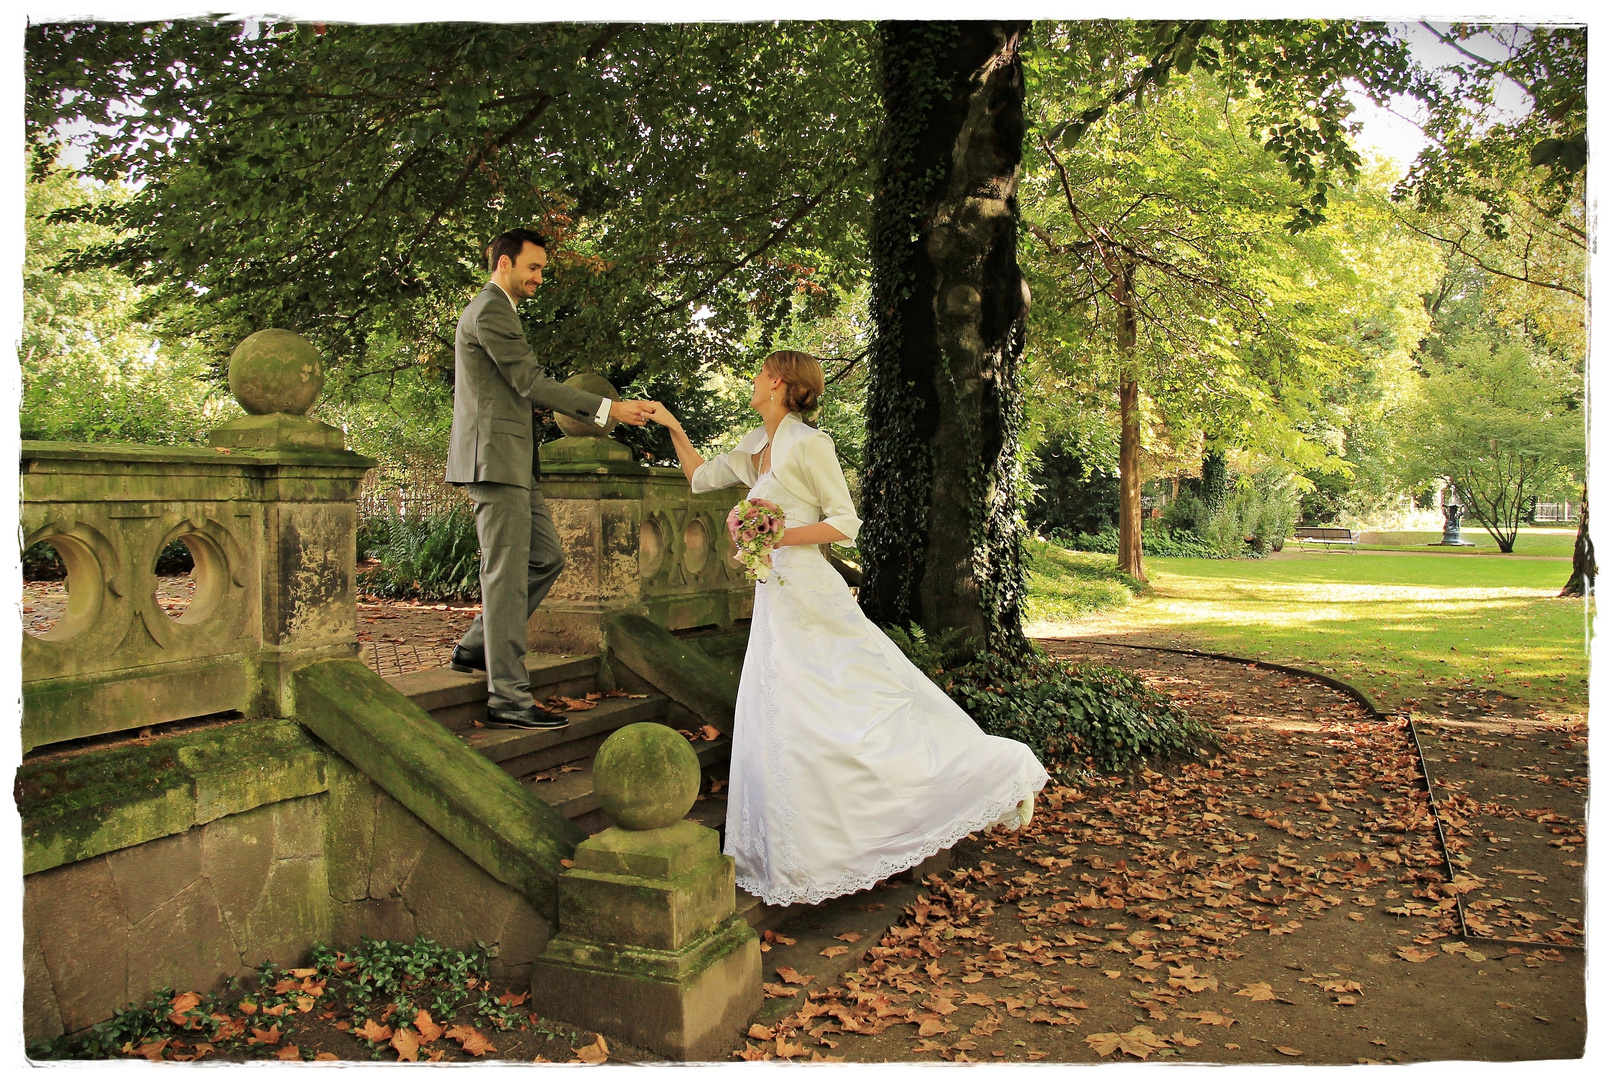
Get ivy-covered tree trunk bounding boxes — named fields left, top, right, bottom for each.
left=860, top=21, right=1032, bottom=654
left=1561, top=487, right=1595, bottom=597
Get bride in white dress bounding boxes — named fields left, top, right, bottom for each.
left=647, top=351, right=1048, bottom=906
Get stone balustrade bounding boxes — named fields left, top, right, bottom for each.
left=18, top=350, right=755, bottom=752
left=526, top=375, right=755, bottom=654
left=19, top=331, right=373, bottom=752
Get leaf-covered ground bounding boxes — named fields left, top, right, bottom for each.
left=33, top=595, right=1583, bottom=1063
left=728, top=641, right=1585, bottom=1064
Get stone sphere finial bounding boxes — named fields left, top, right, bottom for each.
left=554, top=373, right=621, bottom=437
left=593, top=722, right=701, bottom=830
left=228, top=329, right=326, bottom=416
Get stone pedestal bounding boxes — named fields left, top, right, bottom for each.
left=529, top=724, right=760, bottom=1059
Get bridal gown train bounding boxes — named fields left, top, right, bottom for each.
left=695, top=413, right=1049, bottom=907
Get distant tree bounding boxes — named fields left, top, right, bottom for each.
left=21, top=161, right=230, bottom=445
left=1400, top=330, right=1583, bottom=553
left=1393, top=22, right=1588, bottom=589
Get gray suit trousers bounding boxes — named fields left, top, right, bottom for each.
left=456, top=481, right=565, bottom=710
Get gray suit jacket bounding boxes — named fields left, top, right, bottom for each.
left=445, top=283, right=605, bottom=489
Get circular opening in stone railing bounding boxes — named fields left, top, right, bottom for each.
left=154, top=530, right=226, bottom=624
left=640, top=516, right=666, bottom=580
left=21, top=533, right=103, bottom=640
left=683, top=517, right=711, bottom=576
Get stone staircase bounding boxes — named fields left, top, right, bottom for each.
left=381, top=644, right=790, bottom=928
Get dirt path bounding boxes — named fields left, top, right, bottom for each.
left=730, top=639, right=1585, bottom=1064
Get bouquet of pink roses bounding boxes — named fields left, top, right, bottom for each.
left=727, top=498, right=788, bottom=583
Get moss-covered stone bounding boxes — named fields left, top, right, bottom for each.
left=593, top=722, right=701, bottom=830
left=17, top=719, right=328, bottom=875
left=603, top=614, right=739, bottom=734
left=293, top=658, right=585, bottom=921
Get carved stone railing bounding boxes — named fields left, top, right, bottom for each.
left=19, top=330, right=374, bottom=752
left=527, top=375, right=755, bottom=654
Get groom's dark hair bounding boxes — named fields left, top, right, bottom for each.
left=487, top=228, right=551, bottom=271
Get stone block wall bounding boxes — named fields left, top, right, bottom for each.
left=23, top=752, right=551, bottom=1045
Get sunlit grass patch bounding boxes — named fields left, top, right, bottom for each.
left=1357, top=528, right=1577, bottom=557
left=1023, top=540, right=1145, bottom=624
left=1090, top=554, right=1590, bottom=712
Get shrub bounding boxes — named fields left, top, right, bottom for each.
left=1163, top=473, right=1300, bottom=556
left=943, top=650, right=1212, bottom=779
left=359, top=505, right=481, bottom=601
left=1053, top=523, right=1226, bottom=559
left=883, top=628, right=1212, bottom=779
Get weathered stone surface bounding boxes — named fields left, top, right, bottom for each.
left=576, top=820, right=720, bottom=878
left=19, top=719, right=330, bottom=876
left=23, top=923, right=65, bottom=1045
left=531, top=915, right=760, bottom=1060
left=322, top=757, right=377, bottom=903
left=200, top=802, right=276, bottom=940
left=404, top=832, right=520, bottom=946
left=367, top=790, right=432, bottom=899
left=492, top=892, right=554, bottom=979
left=295, top=659, right=583, bottom=919
left=333, top=897, right=417, bottom=949
left=603, top=614, right=738, bottom=734
left=105, top=828, right=205, bottom=926
left=234, top=856, right=328, bottom=970
left=26, top=856, right=129, bottom=1033
left=273, top=793, right=326, bottom=860
left=226, top=327, right=325, bottom=416
left=127, top=878, right=241, bottom=1002
left=19, top=441, right=371, bottom=749
left=558, top=854, right=737, bottom=954
left=593, top=723, right=701, bottom=830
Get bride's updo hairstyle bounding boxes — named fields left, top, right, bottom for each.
left=763, top=350, right=825, bottom=416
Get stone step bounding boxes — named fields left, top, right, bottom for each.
left=733, top=889, right=801, bottom=935
left=461, top=694, right=673, bottom=777
left=523, top=735, right=732, bottom=827
left=384, top=652, right=601, bottom=732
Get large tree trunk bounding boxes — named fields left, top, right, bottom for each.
left=1561, top=486, right=1595, bottom=597
left=860, top=21, right=1031, bottom=655
left=1114, top=262, right=1146, bottom=582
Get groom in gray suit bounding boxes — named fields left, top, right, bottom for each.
left=446, top=228, right=654, bottom=729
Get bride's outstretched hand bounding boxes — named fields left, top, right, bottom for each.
left=644, top=402, right=680, bottom=429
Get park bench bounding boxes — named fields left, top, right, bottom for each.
left=1294, top=526, right=1359, bottom=552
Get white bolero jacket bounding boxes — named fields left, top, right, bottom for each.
left=690, top=411, right=861, bottom=546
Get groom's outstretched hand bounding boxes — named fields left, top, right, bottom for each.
left=609, top=400, right=657, bottom=426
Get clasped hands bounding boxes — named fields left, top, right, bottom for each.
left=607, top=399, right=659, bottom=426
left=610, top=400, right=683, bottom=432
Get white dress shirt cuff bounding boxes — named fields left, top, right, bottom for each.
left=594, top=398, right=612, bottom=427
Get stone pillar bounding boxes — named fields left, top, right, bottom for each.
left=528, top=375, right=754, bottom=654
left=529, top=722, right=761, bottom=1059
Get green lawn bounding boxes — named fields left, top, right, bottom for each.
left=1023, top=539, right=1145, bottom=623
left=1354, top=527, right=1578, bottom=557
left=1028, top=548, right=1590, bottom=714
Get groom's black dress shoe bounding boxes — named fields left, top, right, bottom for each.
left=485, top=703, right=570, bottom=730
left=450, top=645, right=486, bottom=673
